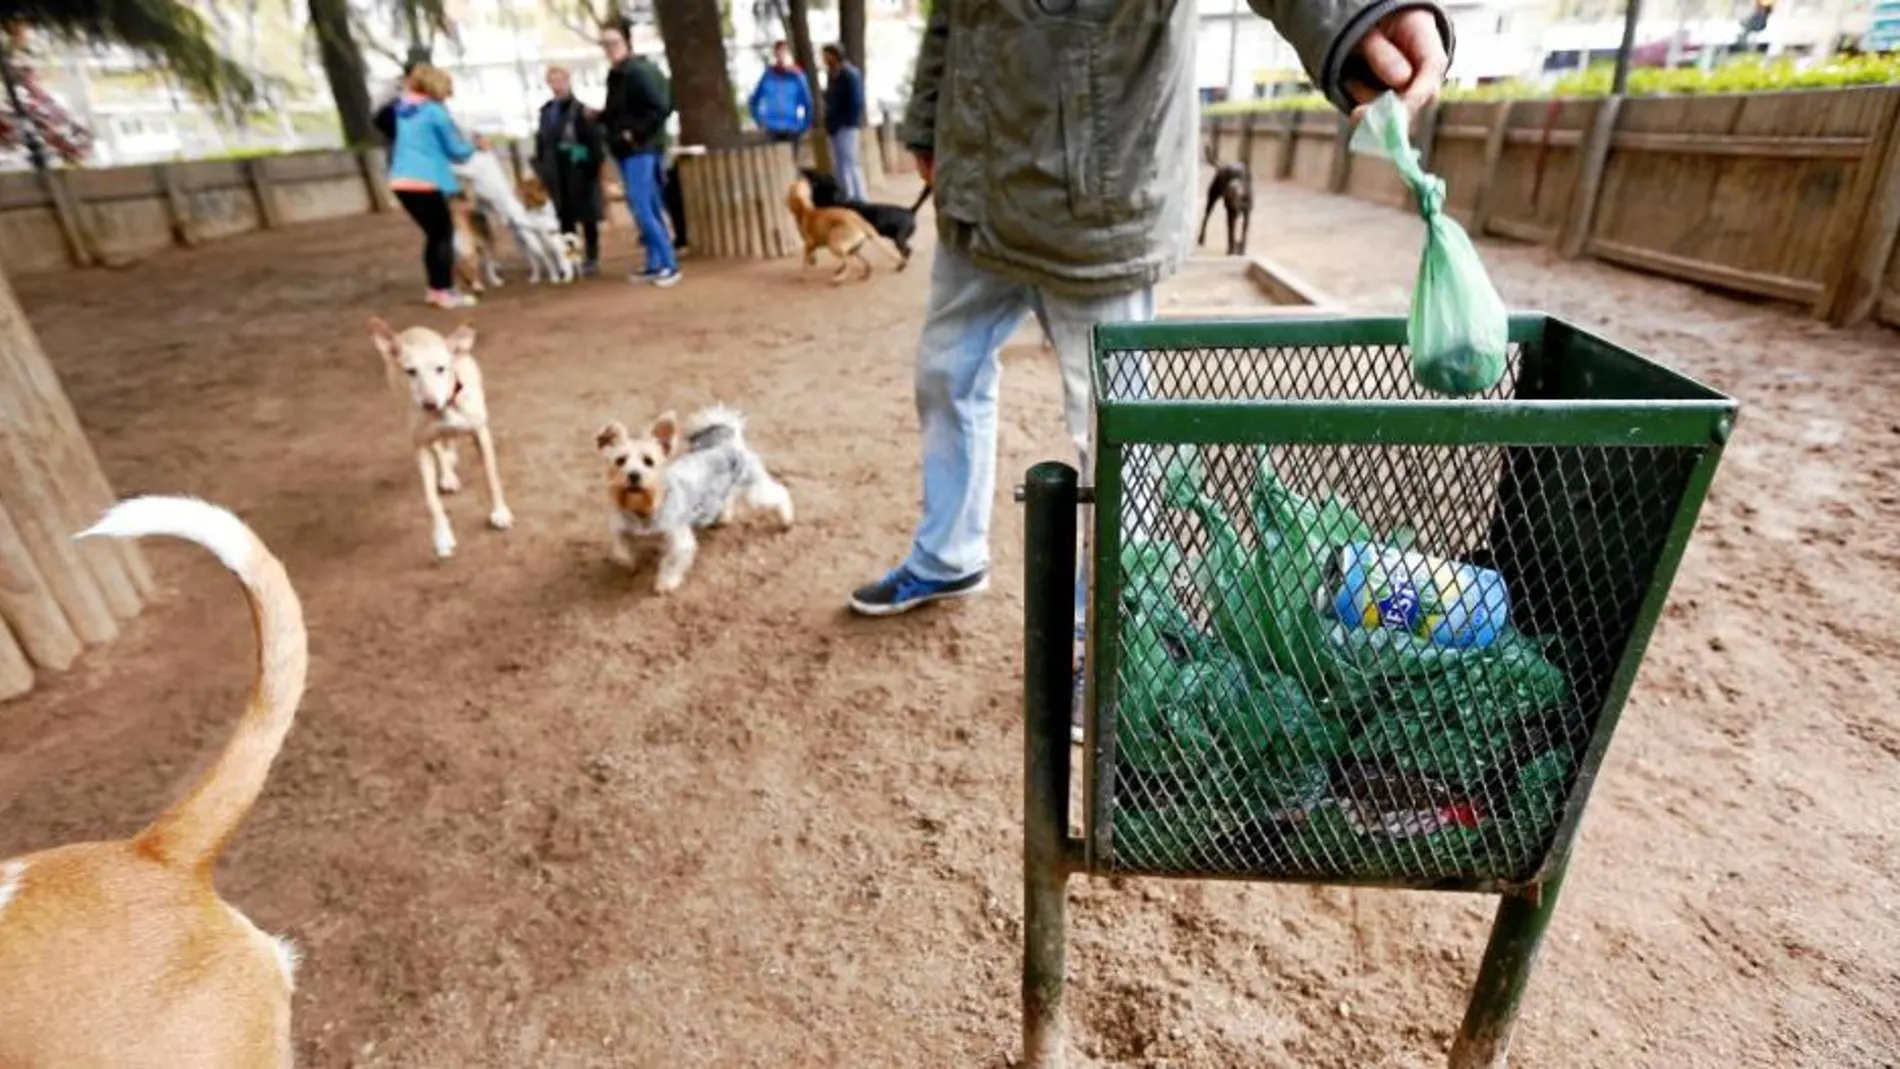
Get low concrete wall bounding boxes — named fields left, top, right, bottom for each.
left=1, top=148, right=395, bottom=274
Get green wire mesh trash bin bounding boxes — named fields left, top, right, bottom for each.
left=1081, top=314, right=1736, bottom=892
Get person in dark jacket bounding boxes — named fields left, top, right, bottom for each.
left=596, top=16, right=679, bottom=287
left=749, top=41, right=812, bottom=146
left=820, top=44, right=867, bottom=201
left=533, top=65, right=606, bottom=276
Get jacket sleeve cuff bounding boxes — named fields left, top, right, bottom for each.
left=1319, top=0, right=1454, bottom=112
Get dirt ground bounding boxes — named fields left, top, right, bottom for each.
left=3, top=177, right=1897, bottom=1069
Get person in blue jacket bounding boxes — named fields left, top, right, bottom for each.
left=385, top=64, right=482, bottom=309
left=821, top=43, right=868, bottom=201
left=749, top=41, right=812, bottom=148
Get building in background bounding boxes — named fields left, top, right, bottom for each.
left=1196, top=0, right=1551, bottom=102
left=14, top=2, right=340, bottom=168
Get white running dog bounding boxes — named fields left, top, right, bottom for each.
left=454, top=148, right=574, bottom=286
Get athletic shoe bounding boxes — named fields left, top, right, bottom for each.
left=649, top=268, right=681, bottom=288
left=426, top=290, right=477, bottom=309
left=848, top=566, right=988, bottom=617
left=580, top=260, right=599, bottom=278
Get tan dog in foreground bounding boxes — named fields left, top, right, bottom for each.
left=369, top=317, right=514, bottom=559
left=786, top=177, right=903, bottom=283
left=0, top=497, right=308, bottom=1068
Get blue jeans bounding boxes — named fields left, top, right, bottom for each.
left=901, top=243, right=1154, bottom=621
left=829, top=127, right=868, bottom=202
left=618, top=151, right=677, bottom=275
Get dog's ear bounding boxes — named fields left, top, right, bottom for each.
left=595, top=421, right=628, bottom=453
left=649, top=411, right=682, bottom=457
left=447, top=323, right=477, bottom=356
left=368, top=316, right=401, bottom=362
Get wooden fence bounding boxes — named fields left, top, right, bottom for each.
left=1207, top=85, right=1900, bottom=329
left=0, top=149, right=396, bottom=275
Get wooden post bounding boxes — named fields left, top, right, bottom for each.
left=248, top=157, right=283, bottom=229
left=1820, top=88, right=1900, bottom=325
left=0, top=618, right=31, bottom=701
left=1416, top=102, right=1443, bottom=169
left=677, top=142, right=800, bottom=261
left=41, top=169, right=94, bottom=268
left=0, top=259, right=149, bottom=611
left=1561, top=95, right=1623, bottom=259
left=1471, top=101, right=1513, bottom=236
left=1239, top=114, right=1256, bottom=173
left=359, top=148, right=397, bottom=213
left=0, top=495, right=83, bottom=671
left=157, top=163, right=198, bottom=248
left=1329, top=113, right=1354, bottom=194
left=1277, top=109, right=1299, bottom=181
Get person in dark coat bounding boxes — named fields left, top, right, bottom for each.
left=533, top=65, right=606, bottom=276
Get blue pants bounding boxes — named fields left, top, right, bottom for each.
left=618, top=151, right=677, bottom=275
left=829, top=127, right=869, bottom=202
left=900, top=243, right=1154, bottom=623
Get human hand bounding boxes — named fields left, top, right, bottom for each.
left=473, top=132, right=493, bottom=151
left=1348, top=8, right=1449, bottom=120
left=914, top=151, right=934, bottom=185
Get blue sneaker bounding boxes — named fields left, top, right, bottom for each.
left=848, top=566, right=988, bottom=617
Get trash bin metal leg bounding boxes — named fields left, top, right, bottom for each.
left=1022, top=461, right=1078, bottom=1069
left=1447, top=862, right=1570, bottom=1069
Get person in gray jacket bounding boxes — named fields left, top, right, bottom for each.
left=846, top=1, right=1451, bottom=644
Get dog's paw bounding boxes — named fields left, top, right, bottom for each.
left=654, top=575, right=683, bottom=595
left=437, top=470, right=462, bottom=494
left=433, top=528, right=457, bottom=559
left=488, top=507, right=514, bottom=531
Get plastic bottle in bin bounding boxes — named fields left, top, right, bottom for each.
left=1326, top=543, right=1509, bottom=649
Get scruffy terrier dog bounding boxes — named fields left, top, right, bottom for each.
left=596, top=406, right=794, bottom=594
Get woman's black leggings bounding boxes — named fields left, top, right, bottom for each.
left=395, top=189, right=455, bottom=291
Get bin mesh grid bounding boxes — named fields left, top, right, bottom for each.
left=1094, top=345, right=1695, bottom=884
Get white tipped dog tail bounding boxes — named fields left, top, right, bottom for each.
left=684, top=404, right=748, bottom=445
left=79, top=496, right=308, bottom=874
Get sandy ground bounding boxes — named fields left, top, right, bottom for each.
left=2, top=177, right=1897, bottom=1069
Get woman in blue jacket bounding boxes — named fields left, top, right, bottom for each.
left=386, top=65, right=480, bottom=309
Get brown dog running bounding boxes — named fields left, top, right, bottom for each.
left=0, top=496, right=309, bottom=1068
left=785, top=177, right=904, bottom=283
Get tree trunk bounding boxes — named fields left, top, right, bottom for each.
left=0, top=246, right=148, bottom=700
left=653, top=0, right=742, bottom=148
left=840, top=0, right=866, bottom=81
left=309, top=0, right=375, bottom=146
left=786, top=0, right=832, bottom=172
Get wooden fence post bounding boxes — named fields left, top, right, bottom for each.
left=1416, top=103, right=1442, bottom=169
left=247, top=157, right=282, bottom=229
left=1278, top=110, right=1299, bottom=181
left=359, top=148, right=397, bottom=213
left=1820, top=88, right=1900, bottom=325
left=0, top=495, right=82, bottom=671
left=1471, top=101, right=1513, bottom=236
left=41, top=170, right=94, bottom=268
left=157, top=164, right=198, bottom=247
left=1240, top=113, right=1256, bottom=173
left=1561, top=95, right=1622, bottom=259
left=0, top=615, right=30, bottom=700
left=1329, top=113, right=1354, bottom=193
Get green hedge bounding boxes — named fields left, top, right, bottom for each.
left=1204, top=54, right=1900, bottom=115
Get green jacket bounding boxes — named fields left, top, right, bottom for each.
left=903, top=0, right=1453, bottom=297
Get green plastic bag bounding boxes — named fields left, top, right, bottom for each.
left=1350, top=92, right=1510, bottom=397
